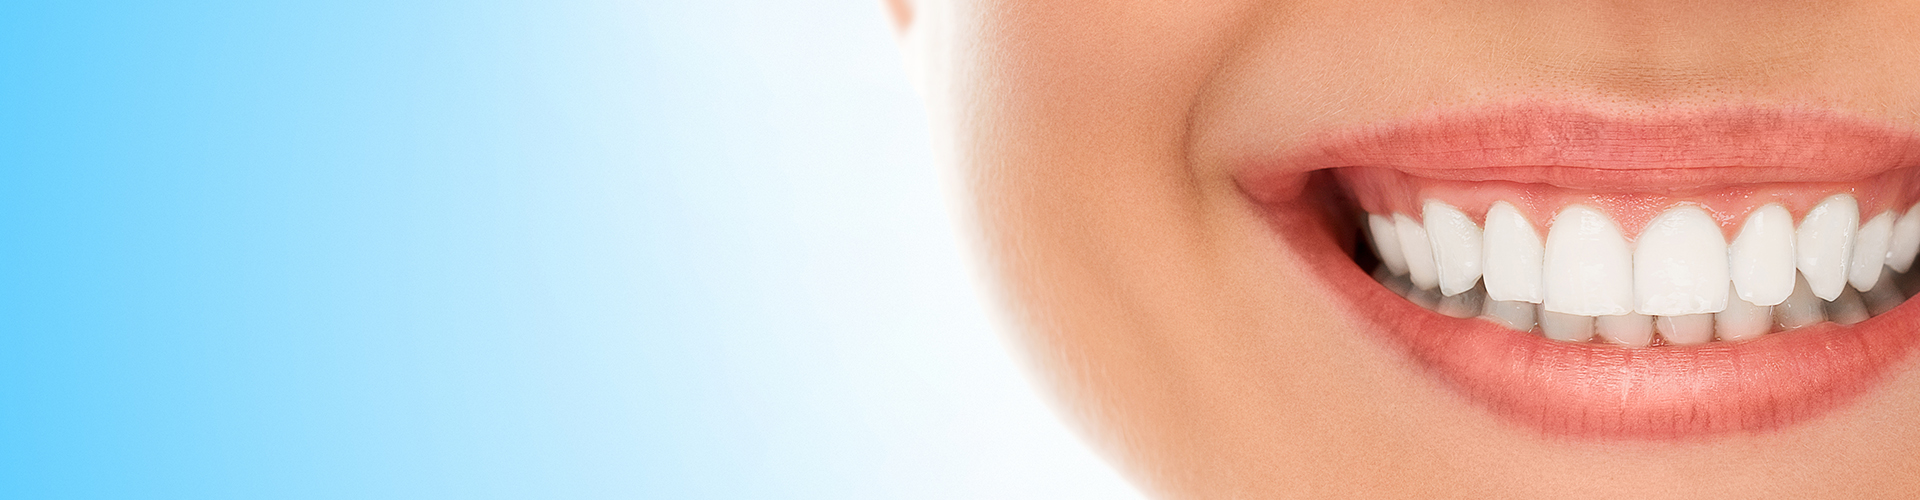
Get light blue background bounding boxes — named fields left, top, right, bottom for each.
left=2, top=1, right=1140, bottom=498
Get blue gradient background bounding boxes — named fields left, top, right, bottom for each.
left=2, top=1, right=1139, bottom=498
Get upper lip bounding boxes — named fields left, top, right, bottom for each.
left=1235, top=103, right=1920, bottom=194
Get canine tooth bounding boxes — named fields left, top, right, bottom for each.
left=1483, top=300, right=1537, bottom=332
left=1656, top=314, right=1715, bottom=345
left=1634, top=206, right=1729, bottom=315
left=1424, top=201, right=1484, bottom=296
left=1850, top=211, right=1895, bottom=291
left=1828, top=287, right=1871, bottom=325
left=1774, top=274, right=1828, bottom=330
left=1728, top=204, right=1796, bottom=306
left=1482, top=201, right=1544, bottom=303
left=1887, top=204, right=1920, bottom=273
left=1540, top=311, right=1595, bottom=342
left=1435, top=285, right=1486, bottom=318
left=1596, top=313, right=1655, bottom=347
left=1797, top=195, right=1859, bottom=300
left=1367, top=214, right=1409, bottom=275
left=1716, top=288, right=1772, bottom=342
left=1394, top=213, right=1440, bottom=290
left=1543, top=205, right=1634, bottom=316
left=1863, top=268, right=1904, bottom=316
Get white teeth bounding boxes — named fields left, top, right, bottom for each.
left=1424, top=201, right=1484, bottom=296
left=1715, top=288, right=1772, bottom=342
left=1394, top=213, right=1440, bottom=290
left=1656, top=314, right=1715, bottom=345
left=1483, top=300, right=1537, bottom=331
left=1851, top=211, right=1895, bottom=291
left=1796, top=195, right=1860, bottom=301
left=1596, top=313, right=1654, bottom=347
left=1367, top=195, right=1918, bottom=347
left=1728, top=204, right=1797, bottom=306
left=1887, top=204, right=1920, bottom=273
left=1633, top=206, right=1729, bottom=316
left=1773, top=274, right=1828, bottom=330
left=1367, top=214, right=1409, bottom=276
left=1482, top=201, right=1544, bottom=303
left=1539, top=310, right=1595, bottom=342
left=1542, top=205, right=1635, bottom=316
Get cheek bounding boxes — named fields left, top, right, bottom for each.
left=956, top=11, right=1424, bottom=493
left=957, top=0, right=1273, bottom=371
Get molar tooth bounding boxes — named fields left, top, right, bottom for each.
left=1796, top=194, right=1859, bottom=300
left=1633, top=206, right=1729, bottom=315
left=1482, top=201, right=1544, bottom=303
left=1716, top=286, right=1772, bottom=342
left=1827, top=287, right=1871, bottom=325
left=1596, top=313, right=1654, bottom=347
left=1851, top=211, right=1895, bottom=291
left=1728, top=204, right=1796, bottom=306
left=1539, top=311, right=1595, bottom=342
left=1887, top=204, right=1920, bottom=273
left=1655, top=314, right=1715, bottom=345
left=1774, top=274, right=1828, bottom=330
left=1482, top=300, right=1537, bottom=332
left=1367, top=214, right=1409, bottom=276
left=1423, top=201, right=1484, bottom=296
left=1863, top=268, right=1904, bottom=316
left=1542, top=205, right=1634, bottom=316
left=1394, top=213, right=1440, bottom=290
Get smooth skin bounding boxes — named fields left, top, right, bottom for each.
left=888, top=1, right=1920, bottom=498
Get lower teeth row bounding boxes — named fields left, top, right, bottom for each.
left=1371, top=265, right=1914, bottom=346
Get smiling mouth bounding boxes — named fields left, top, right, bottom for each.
left=1345, top=166, right=1920, bottom=346
left=1237, top=104, right=1920, bottom=440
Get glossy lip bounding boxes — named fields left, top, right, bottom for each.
left=1238, top=103, right=1920, bottom=440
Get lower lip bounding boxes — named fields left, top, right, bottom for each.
left=1260, top=195, right=1920, bottom=440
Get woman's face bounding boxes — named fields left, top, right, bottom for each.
left=897, top=1, right=1920, bottom=497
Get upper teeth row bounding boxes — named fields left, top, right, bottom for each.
left=1367, top=194, right=1920, bottom=317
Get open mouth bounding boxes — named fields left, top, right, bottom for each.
left=1235, top=104, right=1920, bottom=440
